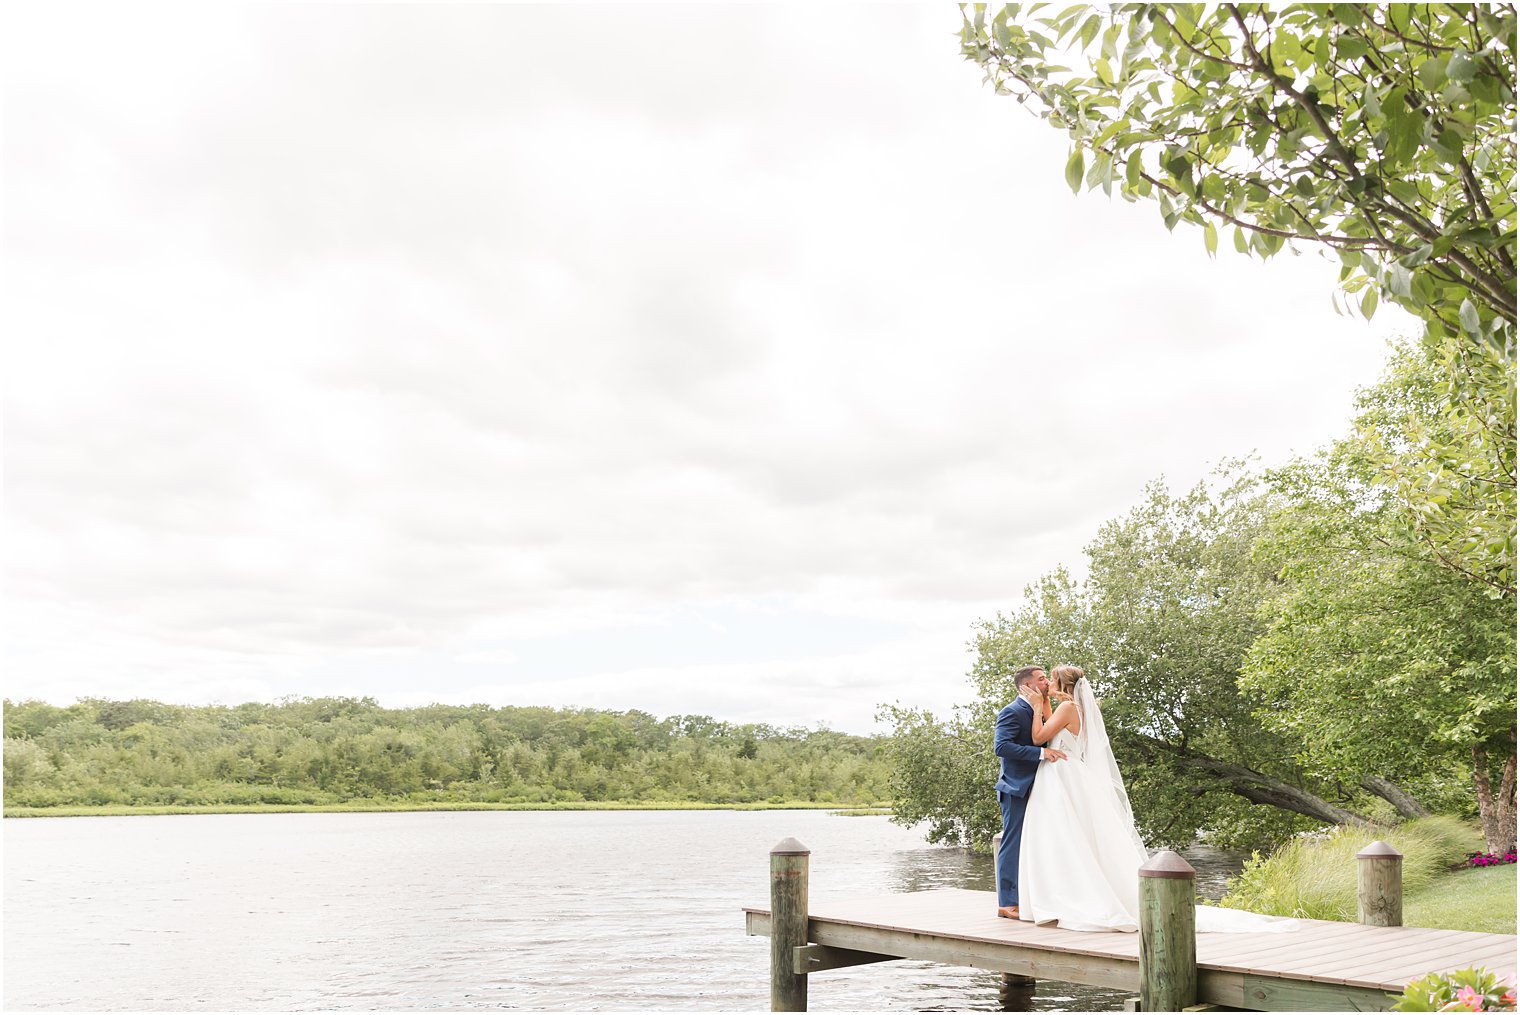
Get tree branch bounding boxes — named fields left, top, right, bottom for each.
left=1120, top=729, right=1370, bottom=825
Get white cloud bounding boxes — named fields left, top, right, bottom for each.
left=3, top=5, right=1405, bottom=731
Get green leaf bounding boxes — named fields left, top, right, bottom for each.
left=1386, top=177, right=1421, bottom=205
left=1445, top=51, right=1479, bottom=83
left=1204, top=220, right=1218, bottom=256
left=1065, top=147, right=1086, bottom=193
left=1383, top=87, right=1423, bottom=168
left=1360, top=286, right=1379, bottom=320
left=1234, top=226, right=1249, bottom=254
left=1468, top=73, right=1501, bottom=105
left=1087, top=151, right=1113, bottom=189
left=1102, top=22, right=1121, bottom=61
left=1329, top=4, right=1363, bottom=27
left=1125, top=149, right=1142, bottom=188
left=1431, top=125, right=1467, bottom=162
left=1362, top=84, right=1382, bottom=119
left=1338, top=36, right=1368, bottom=60
left=1459, top=298, right=1481, bottom=335
left=1078, top=12, right=1101, bottom=49
left=1417, top=56, right=1449, bottom=89
left=1400, top=243, right=1434, bottom=268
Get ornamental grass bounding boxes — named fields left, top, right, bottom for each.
left=1219, top=814, right=1481, bottom=922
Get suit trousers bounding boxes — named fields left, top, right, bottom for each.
left=997, top=790, right=1028, bottom=907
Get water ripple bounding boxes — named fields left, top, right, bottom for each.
left=4, top=810, right=1243, bottom=1011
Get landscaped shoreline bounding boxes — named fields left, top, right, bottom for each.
left=1405, top=863, right=1518, bottom=937
left=4, top=800, right=894, bottom=819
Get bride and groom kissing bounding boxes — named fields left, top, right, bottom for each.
left=992, top=664, right=1295, bottom=935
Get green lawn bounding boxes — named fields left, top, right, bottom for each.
left=1405, top=862, right=1517, bottom=936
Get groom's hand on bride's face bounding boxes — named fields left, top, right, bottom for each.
left=1042, top=747, right=1067, bottom=762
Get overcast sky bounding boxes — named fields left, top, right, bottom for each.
left=4, top=5, right=1408, bottom=733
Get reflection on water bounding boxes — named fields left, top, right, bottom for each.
left=888, top=839, right=1244, bottom=901
left=4, top=810, right=1247, bottom=1012
left=1182, top=843, right=1250, bottom=901
left=889, top=846, right=994, bottom=894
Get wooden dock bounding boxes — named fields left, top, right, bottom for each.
left=744, top=886, right=1518, bottom=1011
left=744, top=839, right=1518, bottom=1011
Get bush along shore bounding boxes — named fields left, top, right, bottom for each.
left=3, top=698, right=892, bottom=813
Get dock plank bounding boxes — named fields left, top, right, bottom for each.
left=1219, top=926, right=1469, bottom=979
left=1347, top=938, right=1519, bottom=987
left=745, top=888, right=1518, bottom=1010
left=1235, top=926, right=1517, bottom=988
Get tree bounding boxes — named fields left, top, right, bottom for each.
left=1085, top=475, right=1394, bottom=838
left=1244, top=340, right=1517, bottom=853
left=1343, top=334, right=1516, bottom=595
left=886, top=472, right=1393, bottom=852
left=2, top=698, right=894, bottom=810
left=960, top=3, right=1518, bottom=598
left=877, top=703, right=1002, bottom=848
left=960, top=3, right=1516, bottom=350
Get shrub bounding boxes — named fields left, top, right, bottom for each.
left=1220, top=815, right=1480, bottom=920
left=1391, top=967, right=1516, bottom=1011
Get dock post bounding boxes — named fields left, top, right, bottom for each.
left=1356, top=840, right=1403, bottom=927
left=1138, top=850, right=1197, bottom=1012
left=770, top=837, right=810, bottom=1012
left=990, top=832, right=1036, bottom=1007
left=998, top=973, right=1036, bottom=1010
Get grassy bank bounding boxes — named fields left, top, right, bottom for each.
left=1405, top=862, right=1517, bottom=936
left=4, top=800, right=893, bottom=819
left=1220, top=815, right=1516, bottom=935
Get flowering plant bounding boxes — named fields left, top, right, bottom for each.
left=1392, top=967, right=1517, bottom=1011
left=1465, top=850, right=1517, bottom=868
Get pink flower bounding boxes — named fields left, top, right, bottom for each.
left=1501, top=988, right=1516, bottom=1006
left=1454, top=985, right=1483, bottom=1011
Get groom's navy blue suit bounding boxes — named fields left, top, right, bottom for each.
left=994, top=696, right=1044, bottom=908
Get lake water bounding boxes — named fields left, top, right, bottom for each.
left=3, top=810, right=1245, bottom=1011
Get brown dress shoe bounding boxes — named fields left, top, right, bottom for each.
left=997, top=905, right=1020, bottom=919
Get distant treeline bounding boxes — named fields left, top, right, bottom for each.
left=2, top=697, right=891, bottom=809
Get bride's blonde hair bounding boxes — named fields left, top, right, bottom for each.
left=1050, top=665, right=1084, bottom=697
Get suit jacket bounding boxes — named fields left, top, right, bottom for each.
left=994, top=697, right=1044, bottom=797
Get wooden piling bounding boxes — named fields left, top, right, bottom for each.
left=1138, top=850, right=1197, bottom=1012
left=999, top=972, right=1036, bottom=1011
left=991, top=831, right=1036, bottom=1005
left=1356, top=840, right=1403, bottom=927
left=770, top=837, right=810, bottom=1012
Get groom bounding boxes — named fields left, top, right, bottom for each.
left=993, top=665, right=1066, bottom=918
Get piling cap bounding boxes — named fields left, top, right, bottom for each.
left=771, top=836, right=811, bottom=856
left=1138, top=849, right=1196, bottom=880
left=1356, top=840, right=1403, bottom=859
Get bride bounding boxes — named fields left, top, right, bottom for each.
left=1017, top=665, right=1295, bottom=934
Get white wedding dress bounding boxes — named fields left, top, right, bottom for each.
left=1017, top=679, right=1296, bottom=934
